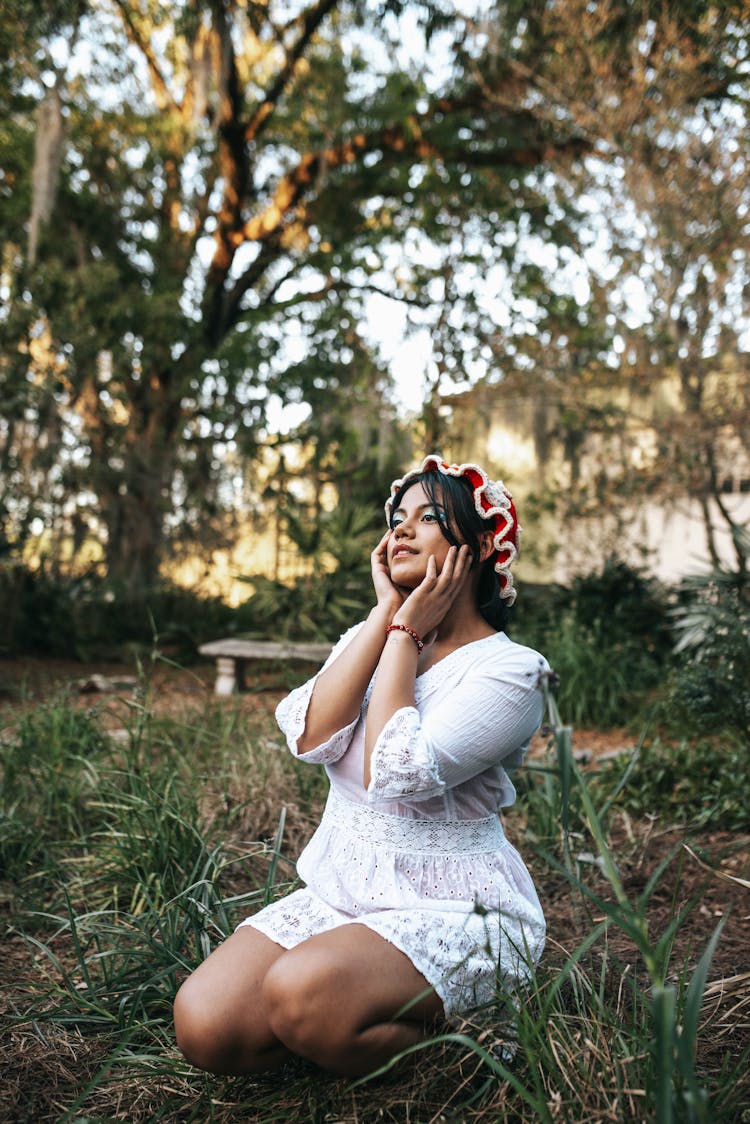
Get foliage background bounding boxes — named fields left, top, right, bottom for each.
left=2, top=0, right=749, bottom=611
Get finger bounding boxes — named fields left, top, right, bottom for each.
left=435, top=544, right=458, bottom=586
left=435, top=545, right=470, bottom=598
left=371, top=530, right=391, bottom=559
left=454, top=543, right=473, bottom=578
left=445, top=542, right=468, bottom=571
left=452, top=548, right=475, bottom=594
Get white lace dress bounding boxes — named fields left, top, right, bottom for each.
left=237, top=625, right=549, bottom=1017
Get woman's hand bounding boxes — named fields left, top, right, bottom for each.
left=392, top=544, right=473, bottom=638
left=370, top=530, right=406, bottom=616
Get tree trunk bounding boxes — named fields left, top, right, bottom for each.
left=95, top=372, right=181, bottom=599
left=103, top=495, right=166, bottom=597
left=100, top=466, right=170, bottom=598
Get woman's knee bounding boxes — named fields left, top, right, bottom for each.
left=174, top=978, right=213, bottom=1070
left=262, top=953, right=345, bottom=1066
left=173, top=976, right=229, bottom=1072
left=173, top=974, right=271, bottom=1073
left=173, top=928, right=291, bottom=1074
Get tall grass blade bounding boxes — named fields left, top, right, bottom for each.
left=350, top=1031, right=553, bottom=1121
left=675, top=918, right=725, bottom=1123
left=652, top=985, right=677, bottom=1124
left=264, top=805, right=287, bottom=904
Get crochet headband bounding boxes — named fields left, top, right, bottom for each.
left=384, top=453, right=520, bottom=605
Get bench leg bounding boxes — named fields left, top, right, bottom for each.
left=214, top=656, right=238, bottom=696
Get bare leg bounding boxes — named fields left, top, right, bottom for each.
left=262, top=923, right=445, bottom=1077
left=173, top=925, right=290, bottom=1074
left=174, top=922, right=445, bottom=1078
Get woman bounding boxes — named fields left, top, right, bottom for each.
left=174, top=454, right=549, bottom=1078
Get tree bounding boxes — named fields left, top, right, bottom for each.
left=0, top=0, right=592, bottom=599
left=455, top=0, right=750, bottom=575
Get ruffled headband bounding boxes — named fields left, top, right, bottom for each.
left=384, top=453, right=520, bottom=605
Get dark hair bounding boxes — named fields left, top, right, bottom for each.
left=389, top=470, right=512, bottom=631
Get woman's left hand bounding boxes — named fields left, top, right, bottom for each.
left=391, top=544, right=473, bottom=638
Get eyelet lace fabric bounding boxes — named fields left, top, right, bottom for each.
left=239, top=788, right=545, bottom=1016
left=323, top=784, right=505, bottom=852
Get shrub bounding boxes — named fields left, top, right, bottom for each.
left=665, top=570, right=750, bottom=745
left=592, top=735, right=750, bottom=832
left=511, top=559, right=672, bottom=728
left=234, top=501, right=379, bottom=640
left=0, top=564, right=236, bottom=660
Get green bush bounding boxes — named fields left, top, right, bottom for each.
left=592, top=735, right=750, bottom=831
left=234, top=501, right=379, bottom=641
left=0, top=564, right=236, bottom=660
left=512, top=559, right=672, bottom=728
left=665, top=571, right=750, bottom=745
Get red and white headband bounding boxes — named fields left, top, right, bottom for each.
left=384, top=454, right=520, bottom=605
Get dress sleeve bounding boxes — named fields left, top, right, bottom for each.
left=366, top=650, right=549, bottom=803
left=275, top=623, right=364, bottom=764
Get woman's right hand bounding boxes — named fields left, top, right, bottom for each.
left=370, top=530, right=405, bottom=617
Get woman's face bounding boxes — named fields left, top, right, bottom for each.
left=386, top=481, right=456, bottom=588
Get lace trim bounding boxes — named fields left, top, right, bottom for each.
left=275, top=676, right=357, bottom=763
left=275, top=679, right=315, bottom=750
left=325, top=786, right=507, bottom=854
left=367, top=707, right=446, bottom=802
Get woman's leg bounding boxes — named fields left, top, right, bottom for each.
left=174, top=921, right=444, bottom=1078
left=262, top=923, right=445, bottom=1077
left=173, top=925, right=290, bottom=1075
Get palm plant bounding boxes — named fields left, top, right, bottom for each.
left=668, top=565, right=750, bottom=744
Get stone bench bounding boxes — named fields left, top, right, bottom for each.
left=198, top=638, right=332, bottom=696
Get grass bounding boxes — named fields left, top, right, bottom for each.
left=1, top=670, right=749, bottom=1122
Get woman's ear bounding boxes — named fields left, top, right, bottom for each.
left=478, top=530, right=495, bottom=563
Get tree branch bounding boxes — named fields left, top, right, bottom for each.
left=235, top=115, right=586, bottom=247
left=210, top=240, right=282, bottom=342
left=245, top=0, right=341, bottom=144
left=206, top=0, right=340, bottom=311
left=205, top=86, right=589, bottom=347
left=113, top=0, right=176, bottom=113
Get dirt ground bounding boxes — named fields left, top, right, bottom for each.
left=0, top=654, right=219, bottom=718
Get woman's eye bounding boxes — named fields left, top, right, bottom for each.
left=391, top=515, right=404, bottom=528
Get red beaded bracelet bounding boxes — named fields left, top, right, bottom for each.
left=385, top=623, right=424, bottom=653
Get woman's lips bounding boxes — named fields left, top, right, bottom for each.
left=391, top=546, right=417, bottom=558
